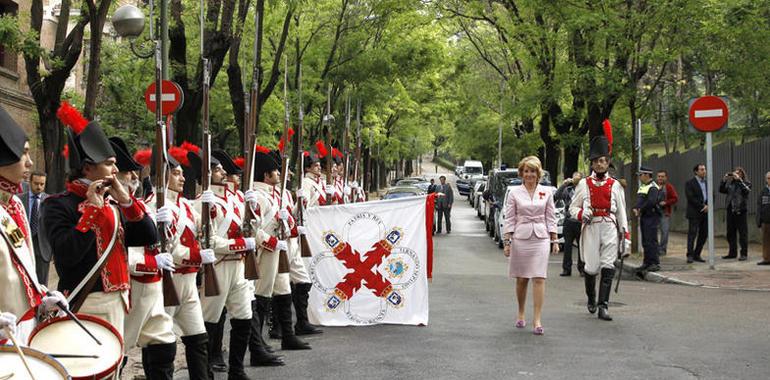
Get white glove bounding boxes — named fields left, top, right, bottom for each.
left=350, top=181, right=359, bottom=188
left=276, top=240, right=289, bottom=252
left=325, top=184, right=334, bottom=194
left=201, top=190, right=216, bottom=204
left=244, top=237, right=256, bottom=251
left=0, top=312, right=18, bottom=339
left=200, top=248, right=216, bottom=264
left=155, top=253, right=176, bottom=272
left=297, top=226, right=307, bottom=235
left=41, top=291, right=68, bottom=313
left=581, top=208, right=593, bottom=224
left=244, top=189, right=258, bottom=205
left=156, top=205, right=173, bottom=224
left=623, top=239, right=632, bottom=257
left=344, top=185, right=352, bottom=195
left=278, top=208, right=290, bottom=221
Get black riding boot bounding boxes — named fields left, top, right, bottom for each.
left=584, top=273, right=597, bottom=314
left=141, top=342, right=176, bottom=380
left=597, top=268, right=615, bottom=321
left=274, top=294, right=311, bottom=350
left=227, top=318, right=252, bottom=380
left=268, top=296, right=282, bottom=339
left=181, top=333, right=213, bottom=380
left=293, top=283, right=323, bottom=335
left=249, top=299, right=284, bottom=366
left=251, top=296, right=274, bottom=352
left=204, top=321, right=227, bottom=373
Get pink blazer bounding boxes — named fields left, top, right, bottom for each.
left=502, top=185, right=557, bottom=240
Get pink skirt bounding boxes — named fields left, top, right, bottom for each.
left=508, top=237, right=549, bottom=278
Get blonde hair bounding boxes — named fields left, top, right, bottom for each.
left=518, top=156, right=543, bottom=180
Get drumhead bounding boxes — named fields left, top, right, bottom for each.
left=0, top=345, right=70, bottom=380
left=28, top=314, right=123, bottom=380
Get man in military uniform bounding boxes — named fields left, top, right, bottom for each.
left=0, top=105, right=67, bottom=345
left=249, top=147, right=311, bottom=356
left=110, top=138, right=177, bottom=379
left=301, top=151, right=329, bottom=208
left=43, top=102, right=159, bottom=339
left=198, top=155, right=254, bottom=380
left=633, top=166, right=661, bottom=273
left=570, top=123, right=630, bottom=321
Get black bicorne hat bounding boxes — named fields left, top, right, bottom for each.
left=588, top=136, right=610, bottom=161
left=254, top=148, right=280, bottom=183
left=212, top=150, right=242, bottom=176
left=302, top=151, right=320, bottom=169
left=109, top=137, right=143, bottom=172
left=57, top=102, right=115, bottom=171
left=184, top=150, right=221, bottom=184
left=0, top=105, right=28, bottom=166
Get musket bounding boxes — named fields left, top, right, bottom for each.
left=153, top=32, right=180, bottom=307
left=199, top=10, right=220, bottom=296
left=276, top=56, right=291, bottom=273
left=323, top=84, right=335, bottom=199
left=296, top=66, right=312, bottom=257
left=353, top=99, right=362, bottom=202
left=241, top=3, right=263, bottom=280
left=342, top=95, right=351, bottom=202
left=615, top=227, right=627, bottom=293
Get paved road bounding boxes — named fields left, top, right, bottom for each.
left=188, top=171, right=770, bottom=380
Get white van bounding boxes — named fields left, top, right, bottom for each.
left=462, top=160, right=483, bottom=177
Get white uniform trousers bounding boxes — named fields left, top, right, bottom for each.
left=288, top=238, right=310, bottom=284
left=253, top=249, right=291, bottom=297
left=580, top=219, right=619, bottom=275
left=79, top=291, right=128, bottom=340
left=200, top=259, right=253, bottom=323
left=123, top=280, right=176, bottom=353
left=164, top=272, right=206, bottom=337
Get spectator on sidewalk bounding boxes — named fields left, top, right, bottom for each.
left=435, top=176, right=454, bottom=233
left=554, top=171, right=583, bottom=276
left=685, top=164, right=708, bottom=263
left=427, top=178, right=437, bottom=194
left=719, top=167, right=752, bottom=260
left=633, top=166, right=661, bottom=272
left=656, top=170, right=678, bottom=256
left=758, top=171, right=770, bottom=266
left=20, top=171, right=50, bottom=285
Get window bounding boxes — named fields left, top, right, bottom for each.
left=0, top=0, right=19, bottom=73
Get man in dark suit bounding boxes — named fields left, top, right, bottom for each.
left=435, top=175, right=454, bottom=233
left=685, top=163, right=708, bottom=263
left=20, top=171, right=49, bottom=285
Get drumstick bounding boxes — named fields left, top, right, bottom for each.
left=50, top=353, right=100, bottom=359
left=47, top=292, right=102, bottom=345
left=1, top=326, right=37, bottom=380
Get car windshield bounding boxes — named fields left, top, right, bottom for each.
left=384, top=191, right=419, bottom=199
left=396, top=179, right=418, bottom=186
left=494, top=171, right=519, bottom=197
left=465, top=166, right=483, bottom=175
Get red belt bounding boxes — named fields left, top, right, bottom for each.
left=593, top=208, right=610, bottom=217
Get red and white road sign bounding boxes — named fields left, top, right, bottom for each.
left=144, top=80, right=184, bottom=116
left=689, top=96, right=729, bottom=132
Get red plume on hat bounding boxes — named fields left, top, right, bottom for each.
left=603, top=119, right=613, bottom=155
left=169, top=146, right=190, bottom=167
left=303, top=151, right=310, bottom=157
left=315, top=140, right=328, bottom=158
left=255, top=145, right=271, bottom=154
left=181, top=141, right=201, bottom=155
left=234, top=156, right=245, bottom=169
left=133, top=148, right=153, bottom=167
left=278, top=127, right=295, bottom=153
left=332, top=147, right=343, bottom=158
left=61, top=144, right=69, bottom=158
left=56, top=101, right=88, bottom=135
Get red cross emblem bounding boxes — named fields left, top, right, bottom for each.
left=323, top=229, right=404, bottom=310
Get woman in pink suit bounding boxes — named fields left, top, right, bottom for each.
left=502, top=156, right=558, bottom=335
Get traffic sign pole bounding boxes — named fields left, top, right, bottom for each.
left=706, top=132, right=715, bottom=269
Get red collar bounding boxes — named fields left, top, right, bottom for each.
left=0, top=175, right=21, bottom=196
left=65, top=180, right=90, bottom=198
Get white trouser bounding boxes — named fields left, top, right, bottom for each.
left=579, top=220, right=618, bottom=275
left=164, top=272, right=206, bottom=337
left=79, top=291, right=127, bottom=340
left=288, top=238, right=310, bottom=284
left=200, top=259, right=253, bottom=322
left=123, top=280, right=176, bottom=353
left=253, top=248, right=291, bottom=297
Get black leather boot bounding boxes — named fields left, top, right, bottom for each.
left=227, top=318, right=252, bottom=380
left=274, top=294, right=311, bottom=350
left=293, top=283, right=323, bottom=335
left=249, top=299, right=284, bottom=367
left=204, top=321, right=227, bottom=373
left=181, top=333, right=213, bottom=380
left=141, top=342, right=176, bottom=380
left=253, top=296, right=275, bottom=352
left=268, top=296, right=282, bottom=339
left=597, top=268, right=615, bottom=321
left=584, top=274, right=597, bottom=314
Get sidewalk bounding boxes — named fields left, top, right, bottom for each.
left=622, top=231, right=770, bottom=291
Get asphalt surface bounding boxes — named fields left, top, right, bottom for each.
left=182, top=171, right=770, bottom=380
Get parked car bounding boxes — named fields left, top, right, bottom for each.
left=483, top=169, right=519, bottom=240
left=382, top=185, right=425, bottom=200
left=457, top=174, right=483, bottom=197
left=473, top=180, right=487, bottom=219
left=461, top=160, right=484, bottom=178
left=455, top=166, right=464, bottom=177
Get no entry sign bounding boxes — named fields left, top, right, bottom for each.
left=144, top=80, right=184, bottom=116
left=688, top=96, right=729, bottom=132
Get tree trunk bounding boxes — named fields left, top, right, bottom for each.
left=83, top=0, right=113, bottom=119
left=629, top=100, right=640, bottom=254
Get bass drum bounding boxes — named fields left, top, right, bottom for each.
left=28, top=314, right=123, bottom=380
left=0, top=345, right=70, bottom=380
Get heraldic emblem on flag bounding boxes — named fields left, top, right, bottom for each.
left=304, top=194, right=436, bottom=326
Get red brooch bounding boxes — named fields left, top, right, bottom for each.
left=538, top=192, right=545, bottom=200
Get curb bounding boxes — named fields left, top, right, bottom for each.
left=617, top=260, right=703, bottom=287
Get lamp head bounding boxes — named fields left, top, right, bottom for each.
left=112, top=5, right=146, bottom=38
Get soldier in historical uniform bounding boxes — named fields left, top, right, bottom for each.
left=0, top=105, right=67, bottom=345
left=332, top=148, right=347, bottom=204
left=569, top=122, right=630, bottom=322
left=42, top=103, right=159, bottom=342
left=109, top=138, right=177, bottom=379
left=301, top=150, right=329, bottom=208
left=198, top=154, right=254, bottom=380
left=248, top=147, right=311, bottom=356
